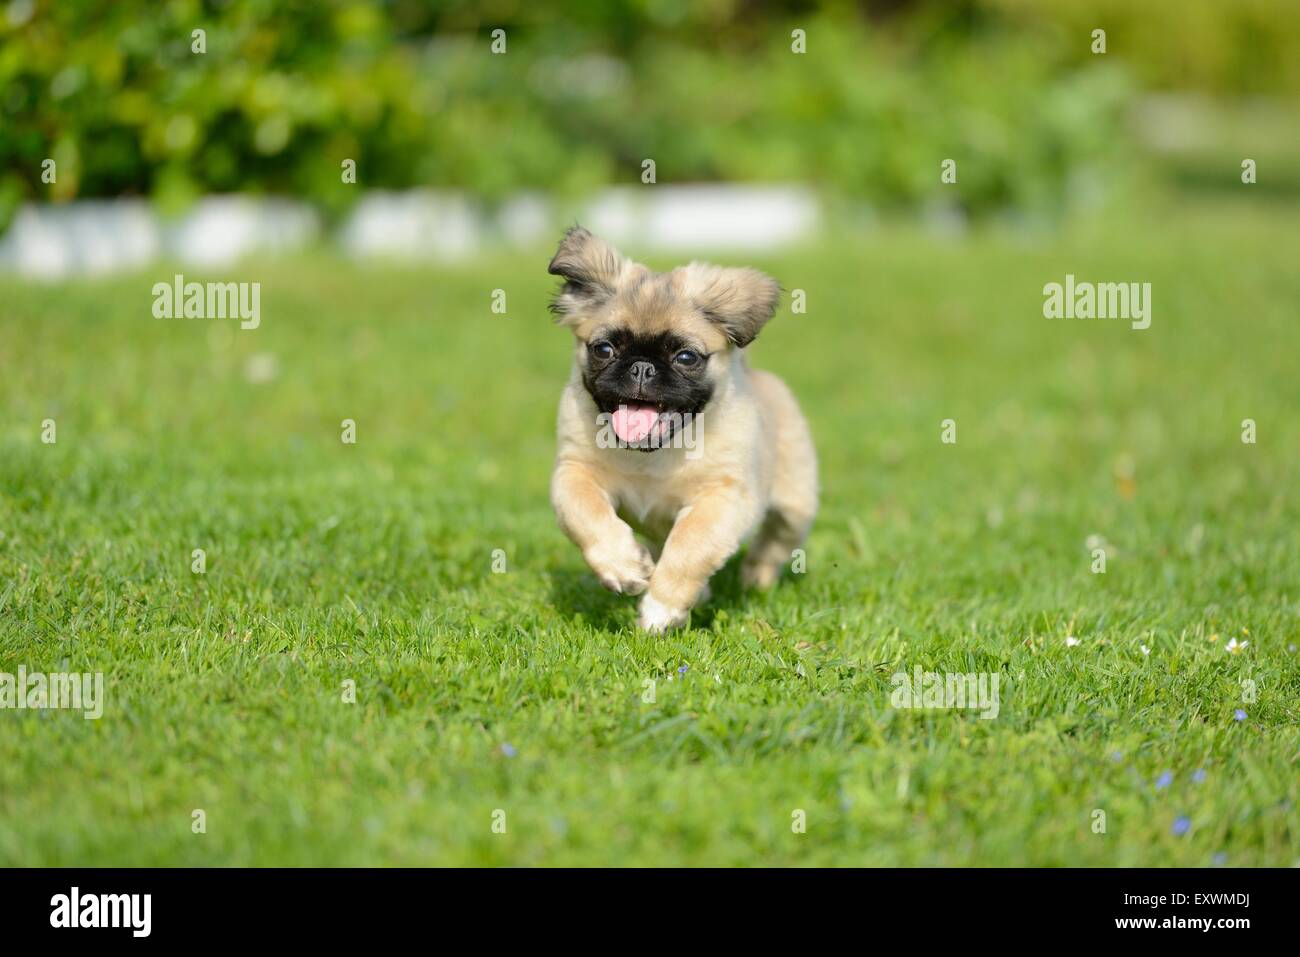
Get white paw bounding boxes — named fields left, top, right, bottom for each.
left=585, top=538, right=654, bottom=595
left=637, top=593, right=690, bottom=633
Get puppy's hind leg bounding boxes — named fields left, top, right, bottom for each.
left=741, top=369, right=818, bottom=590
left=740, top=501, right=814, bottom=590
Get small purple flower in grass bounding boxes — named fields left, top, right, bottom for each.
left=1172, top=816, right=1192, bottom=836
left=1234, top=709, right=1247, bottom=722
left=1192, top=769, right=1207, bottom=784
left=1212, top=852, right=1227, bottom=867
left=678, top=663, right=688, bottom=675
left=500, top=743, right=517, bottom=758
left=1155, top=771, right=1173, bottom=790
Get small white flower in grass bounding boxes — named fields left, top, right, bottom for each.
left=1065, top=636, right=1081, bottom=647
left=243, top=352, right=278, bottom=384
left=1225, top=637, right=1248, bottom=654
left=1140, top=644, right=1150, bottom=656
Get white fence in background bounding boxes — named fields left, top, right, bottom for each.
left=0, top=186, right=821, bottom=279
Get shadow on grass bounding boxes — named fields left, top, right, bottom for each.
left=689, top=553, right=812, bottom=629
left=546, top=550, right=810, bottom=633
left=545, top=567, right=635, bottom=631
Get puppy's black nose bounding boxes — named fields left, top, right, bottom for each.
left=628, top=360, right=657, bottom=385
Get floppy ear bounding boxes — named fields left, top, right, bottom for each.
left=679, top=262, right=781, bottom=348
left=547, top=226, right=628, bottom=320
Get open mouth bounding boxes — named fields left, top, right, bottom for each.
left=592, top=389, right=707, bottom=452
left=608, top=401, right=671, bottom=446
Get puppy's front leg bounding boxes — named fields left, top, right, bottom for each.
left=638, top=484, right=759, bottom=632
left=552, top=460, right=654, bottom=595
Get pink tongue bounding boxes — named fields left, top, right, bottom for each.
left=611, top=404, right=659, bottom=443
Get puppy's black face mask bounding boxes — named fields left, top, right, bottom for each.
left=582, top=328, right=714, bottom=451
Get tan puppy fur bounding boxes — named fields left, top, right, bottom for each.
left=548, top=227, right=818, bottom=632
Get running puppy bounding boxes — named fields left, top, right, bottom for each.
left=548, top=227, right=818, bottom=632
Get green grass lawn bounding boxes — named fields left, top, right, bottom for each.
left=1, top=199, right=1297, bottom=866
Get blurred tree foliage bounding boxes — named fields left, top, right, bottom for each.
left=1, top=0, right=1296, bottom=228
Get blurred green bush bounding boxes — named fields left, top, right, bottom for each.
left=1, top=0, right=1297, bottom=228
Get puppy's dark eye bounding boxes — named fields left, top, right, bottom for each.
left=673, top=350, right=702, bottom=367
left=590, top=341, right=614, bottom=360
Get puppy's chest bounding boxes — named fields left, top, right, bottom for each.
left=610, top=473, right=688, bottom=540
